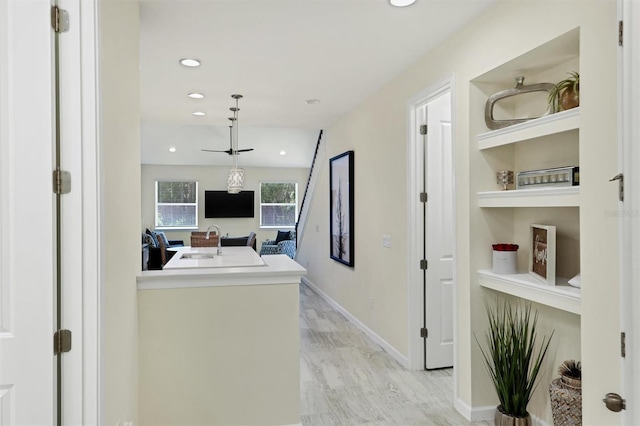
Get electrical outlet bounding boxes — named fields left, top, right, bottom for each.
left=382, top=235, right=391, bottom=248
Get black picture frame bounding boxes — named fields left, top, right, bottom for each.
left=329, top=150, right=354, bottom=267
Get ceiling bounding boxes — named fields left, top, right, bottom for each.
left=139, top=0, right=496, bottom=167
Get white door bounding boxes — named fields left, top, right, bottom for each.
left=421, top=92, right=454, bottom=370
left=0, top=0, right=56, bottom=424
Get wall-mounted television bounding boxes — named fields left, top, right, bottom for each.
left=204, top=190, right=255, bottom=218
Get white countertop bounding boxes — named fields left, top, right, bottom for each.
left=163, top=246, right=265, bottom=270
left=137, top=246, right=306, bottom=290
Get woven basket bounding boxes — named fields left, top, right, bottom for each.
left=190, top=232, right=219, bottom=247
left=549, top=377, right=582, bottom=425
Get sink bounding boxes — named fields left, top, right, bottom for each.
left=181, top=252, right=215, bottom=259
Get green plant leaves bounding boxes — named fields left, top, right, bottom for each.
left=475, top=299, right=554, bottom=418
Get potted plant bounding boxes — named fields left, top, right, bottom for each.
left=557, top=359, right=581, bottom=389
left=547, top=71, right=580, bottom=113
left=476, top=300, right=554, bottom=426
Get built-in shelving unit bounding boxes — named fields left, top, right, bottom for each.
left=477, top=186, right=579, bottom=208
left=478, top=270, right=580, bottom=315
left=470, top=27, right=581, bottom=313
left=477, top=107, right=580, bottom=150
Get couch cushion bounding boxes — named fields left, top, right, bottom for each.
left=142, top=233, right=156, bottom=248
left=145, top=229, right=158, bottom=247
left=275, top=230, right=291, bottom=244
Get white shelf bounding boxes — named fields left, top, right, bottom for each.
left=478, top=269, right=581, bottom=315
left=477, top=186, right=580, bottom=207
left=477, top=108, right=579, bottom=150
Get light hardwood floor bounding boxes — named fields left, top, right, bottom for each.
left=299, top=283, right=489, bottom=426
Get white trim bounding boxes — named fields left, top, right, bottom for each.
left=454, top=399, right=495, bottom=422
left=619, top=0, right=639, bottom=423
left=78, top=0, right=101, bottom=423
left=301, top=277, right=409, bottom=368
left=453, top=401, right=549, bottom=426
left=405, top=74, right=457, bottom=390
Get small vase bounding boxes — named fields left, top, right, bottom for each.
left=494, top=405, right=532, bottom=426
left=560, top=86, right=579, bottom=111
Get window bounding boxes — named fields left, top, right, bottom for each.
left=155, top=180, right=198, bottom=229
left=260, top=182, right=298, bottom=228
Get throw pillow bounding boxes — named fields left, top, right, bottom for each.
left=275, top=230, right=291, bottom=244
left=146, top=228, right=159, bottom=247
left=142, top=233, right=155, bottom=248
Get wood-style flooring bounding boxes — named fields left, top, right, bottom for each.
left=299, top=283, right=489, bottom=426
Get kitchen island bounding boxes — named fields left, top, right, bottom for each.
left=136, top=247, right=306, bottom=426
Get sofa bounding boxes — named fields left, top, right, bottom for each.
left=142, top=229, right=184, bottom=270
left=259, top=230, right=296, bottom=259
left=221, top=232, right=257, bottom=251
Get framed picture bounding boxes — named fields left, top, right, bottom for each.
left=528, top=224, right=556, bottom=285
left=329, top=150, right=354, bottom=267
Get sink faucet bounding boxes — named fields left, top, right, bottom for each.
left=205, top=225, right=222, bottom=255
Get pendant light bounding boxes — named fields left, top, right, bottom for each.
left=227, top=94, right=244, bottom=194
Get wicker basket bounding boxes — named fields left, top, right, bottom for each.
left=190, top=232, right=219, bottom=247
left=549, top=377, right=582, bottom=425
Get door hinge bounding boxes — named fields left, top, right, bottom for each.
left=53, top=169, right=71, bottom=194
left=619, top=20, right=623, bottom=46
left=610, top=173, right=624, bottom=201
left=54, top=329, right=72, bottom=355
left=621, top=332, right=626, bottom=357
left=420, top=259, right=428, bottom=270
left=420, top=125, right=428, bottom=135
left=420, top=192, right=428, bottom=203
left=420, top=327, right=428, bottom=338
left=51, top=5, right=70, bottom=33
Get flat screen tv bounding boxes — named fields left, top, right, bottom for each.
left=204, top=190, right=255, bottom=218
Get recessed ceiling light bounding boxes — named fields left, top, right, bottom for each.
left=389, top=0, right=416, bottom=6
left=304, top=99, right=321, bottom=105
left=169, top=147, right=176, bottom=153
left=280, top=150, right=287, bottom=156
left=180, top=58, right=201, bottom=67
left=192, top=111, right=206, bottom=116
left=188, top=92, right=205, bottom=99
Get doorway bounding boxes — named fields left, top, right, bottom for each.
left=407, top=75, right=456, bottom=373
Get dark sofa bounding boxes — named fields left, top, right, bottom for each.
left=142, top=229, right=184, bottom=270
left=221, top=232, right=257, bottom=251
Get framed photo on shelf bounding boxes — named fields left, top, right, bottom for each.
left=529, top=224, right=556, bottom=285
left=329, top=150, right=354, bottom=267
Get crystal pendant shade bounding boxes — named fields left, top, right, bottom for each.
left=227, top=94, right=244, bottom=193
left=227, top=168, right=244, bottom=194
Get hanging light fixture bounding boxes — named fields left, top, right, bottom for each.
left=227, top=94, right=244, bottom=194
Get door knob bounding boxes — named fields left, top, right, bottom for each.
left=603, top=393, right=626, bottom=412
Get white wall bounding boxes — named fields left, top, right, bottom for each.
left=141, top=164, right=309, bottom=247
left=100, top=0, right=140, bottom=424
left=296, top=0, right=618, bottom=423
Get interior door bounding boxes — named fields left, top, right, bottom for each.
left=422, top=92, right=454, bottom=370
left=0, top=0, right=56, bottom=423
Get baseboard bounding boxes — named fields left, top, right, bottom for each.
left=300, top=277, right=409, bottom=368
left=453, top=399, right=549, bottom=426
left=454, top=399, right=495, bottom=422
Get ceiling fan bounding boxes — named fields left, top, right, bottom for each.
left=202, top=94, right=254, bottom=155
left=201, top=124, right=255, bottom=155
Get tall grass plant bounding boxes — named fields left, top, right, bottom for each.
left=476, top=300, right=554, bottom=418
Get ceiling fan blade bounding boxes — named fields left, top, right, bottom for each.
left=236, top=148, right=254, bottom=153
left=201, top=149, right=233, bottom=154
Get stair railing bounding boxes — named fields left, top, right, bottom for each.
left=296, top=129, right=323, bottom=248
